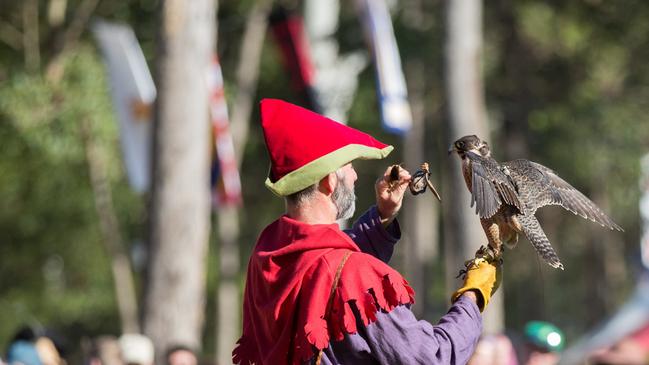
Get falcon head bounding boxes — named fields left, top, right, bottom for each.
left=449, top=135, right=491, bottom=158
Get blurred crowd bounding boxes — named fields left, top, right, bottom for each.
left=2, top=320, right=648, bottom=364
left=468, top=321, right=564, bottom=365
left=468, top=320, right=649, bottom=365
left=0, top=327, right=199, bottom=365
left=588, top=323, right=649, bottom=365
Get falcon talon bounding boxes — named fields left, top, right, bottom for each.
left=463, top=258, right=483, bottom=271
left=478, top=245, right=502, bottom=264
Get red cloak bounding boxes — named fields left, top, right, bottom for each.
left=232, top=215, right=415, bottom=365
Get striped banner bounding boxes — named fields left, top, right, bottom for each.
left=208, top=58, right=242, bottom=207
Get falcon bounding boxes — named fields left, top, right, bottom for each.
left=449, top=135, right=623, bottom=269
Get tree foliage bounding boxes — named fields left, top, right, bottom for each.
left=0, top=47, right=145, bottom=349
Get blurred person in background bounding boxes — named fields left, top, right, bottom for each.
left=85, top=336, right=123, bottom=365
left=118, top=334, right=153, bottom=365
left=5, top=325, right=41, bottom=365
left=232, top=99, right=502, bottom=364
left=164, top=345, right=197, bottom=365
left=34, top=336, right=64, bottom=365
left=520, top=321, right=564, bottom=365
left=589, top=322, right=649, bottom=365
left=468, top=334, right=519, bottom=365
left=6, top=341, right=41, bottom=365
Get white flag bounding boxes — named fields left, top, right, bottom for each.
left=92, top=20, right=156, bottom=193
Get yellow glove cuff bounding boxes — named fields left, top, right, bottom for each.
left=452, top=258, right=502, bottom=312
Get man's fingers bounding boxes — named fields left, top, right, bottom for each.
left=384, top=165, right=412, bottom=185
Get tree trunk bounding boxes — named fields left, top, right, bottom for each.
left=23, top=0, right=40, bottom=73
left=216, top=206, right=240, bottom=364
left=403, top=60, right=439, bottom=318
left=81, top=119, right=140, bottom=335
left=45, top=0, right=101, bottom=82
left=229, top=0, right=271, bottom=164
left=444, top=0, right=504, bottom=334
left=144, top=0, right=215, bottom=359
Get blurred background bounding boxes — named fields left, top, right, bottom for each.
left=1, top=0, right=649, bottom=364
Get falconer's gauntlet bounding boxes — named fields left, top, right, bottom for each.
left=451, top=248, right=503, bottom=312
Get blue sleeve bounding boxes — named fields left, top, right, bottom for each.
left=322, top=296, right=482, bottom=365
left=362, top=297, right=482, bottom=364
left=344, top=206, right=401, bottom=263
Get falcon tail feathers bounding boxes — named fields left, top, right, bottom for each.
left=518, top=214, right=565, bottom=270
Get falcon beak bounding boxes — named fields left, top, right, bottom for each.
left=448, top=144, right=456, bottom=155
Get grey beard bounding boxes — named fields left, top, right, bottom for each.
left=332, top=176, right=356, bottom=220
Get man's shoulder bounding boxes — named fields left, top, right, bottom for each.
left=343, top=251, right=404, bottom=281
left=322, top=249, right=415, bottom=327
left=321, top=249, right=409, bottom=293
left=323, top=249, right=391, bottom=274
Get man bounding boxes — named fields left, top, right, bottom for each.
left=232, top=99, right=502, bottom=365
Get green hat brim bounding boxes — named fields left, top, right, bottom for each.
left=265, top=144, right=393, bottom=196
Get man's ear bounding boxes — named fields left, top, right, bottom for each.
left=319, top=172, right=337, bottom=196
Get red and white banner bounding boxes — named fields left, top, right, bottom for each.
left=208, top=58, right=242, bottom=207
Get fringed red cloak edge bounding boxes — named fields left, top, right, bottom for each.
left=232, top=249, right=415, bottom=365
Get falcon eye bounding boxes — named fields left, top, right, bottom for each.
left=456, top=141, right=465, bottom=149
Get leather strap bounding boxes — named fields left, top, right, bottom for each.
left=314, top=251, right=352, bottom=365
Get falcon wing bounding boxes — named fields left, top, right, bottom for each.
left=504, top=160, right=623, bottom=231
left=465, top=153, right=523, bottom=218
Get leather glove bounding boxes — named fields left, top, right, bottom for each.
left=451, top=253, right=503, bottom=313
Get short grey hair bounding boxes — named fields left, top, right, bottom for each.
left=285, top=183, right=318, bottom=206
left=285, top=167, right=346, bottom=207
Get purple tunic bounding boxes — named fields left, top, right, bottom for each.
left=315, top=207, right=482, bottom=365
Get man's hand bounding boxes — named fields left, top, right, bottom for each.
left=376, top=165, right=411, bottom=227
left=451, top=253, right=503, bottom=312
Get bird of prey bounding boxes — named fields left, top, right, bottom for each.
left=449, top=135, right=623, bottom=269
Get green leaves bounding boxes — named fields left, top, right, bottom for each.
left=0, top=46, right=141, bottom=345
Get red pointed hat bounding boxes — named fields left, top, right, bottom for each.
left=261, top=99, right=393, bottom=196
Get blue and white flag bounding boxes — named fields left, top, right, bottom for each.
left=357, top=0, right=412, bottom=135
left=92, top=20, right=156, bottom=193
